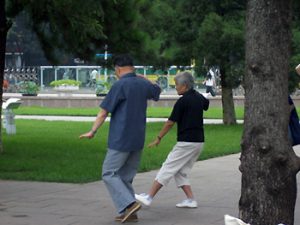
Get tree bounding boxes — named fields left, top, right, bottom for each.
left=239, top=0, right=299, bottom=224
left=136, top=0, right=180, bottom=67
left=0, top=1, right=11, bottom=153
left=5, top=0, right=107, bottom=63
left=159, top=0, right=246, bottom=125
left=0, top=0, right=107, bottom=153
left=196, top=11, right=245, bottom=124
left=289, top=2, right=300, bottom=93
left=0, top=0, right=145, bottom=153
left=167, top=0, right=214, bottom=66
left=6, top=12, right=49, bottom=66
left=136, top=0, right=216, bottom=68
left=99, top=0, right=146, bottom=63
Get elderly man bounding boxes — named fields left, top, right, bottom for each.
left=80, top=54, right=161, bottom=223
left=135, top=71, right=209, bottom=209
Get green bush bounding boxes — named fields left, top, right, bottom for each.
left=95, top=80, right=111, bottom=95
left=50, top=79, right=81, bottom=87
left=18, top=81, right=39, bottom=95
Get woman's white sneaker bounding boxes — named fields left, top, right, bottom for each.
left=176, top=199, right=198, bottom=208
left=135, top=193, right=152, bottom=206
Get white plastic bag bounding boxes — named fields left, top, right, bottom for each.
left=224, top=215, right=286, bottom=225
left=224, top=215, right=250, bottom=225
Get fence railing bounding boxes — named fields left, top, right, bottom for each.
left=3, top=66, right=200, bottom=93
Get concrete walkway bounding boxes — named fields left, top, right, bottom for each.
left=1, top=147, right=300, bottom=225
left=14, top=115, right=244, bottom=124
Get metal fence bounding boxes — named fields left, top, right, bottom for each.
left=4, top=66, right=201, bottom=93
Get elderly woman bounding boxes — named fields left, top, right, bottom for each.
left=135, top=71, right=209, bottom=208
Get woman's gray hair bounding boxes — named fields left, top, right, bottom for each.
left=174, top=71, right=194, bottom=90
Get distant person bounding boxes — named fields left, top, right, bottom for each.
left=79, top=54, right=161, bottom=223
left=135, top=71, right=209, bottom=209
left=87, top=69, right=98, bottom=87
left=91, top=69, right=98, bottom=80
left=3, top=79, right=9, bottom=92
left=8, top=74, right=16, bottom=92
left=63, top=69, right=69, bottom=79
left=203, top=71, right=216, bottom=96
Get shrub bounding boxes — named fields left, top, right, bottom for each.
left=18, top=81, right=39, bottom=95
left=50, top=79, right=81, bottom=87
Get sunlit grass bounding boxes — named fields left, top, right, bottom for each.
left=0, top=120, right=242, bottom=183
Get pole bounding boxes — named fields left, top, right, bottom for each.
left=104, top=44, right=108, bottom=81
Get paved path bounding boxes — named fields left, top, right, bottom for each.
left=1, top=147, right=300, bottom=225
left=14, top=115, right=244, bottom=124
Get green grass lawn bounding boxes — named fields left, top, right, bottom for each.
left=0, top=120, right=243, bottom=183
left=14, top=106, right=245, bottom=119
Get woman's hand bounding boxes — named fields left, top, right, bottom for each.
left=147, top=137, right=161, bottom=148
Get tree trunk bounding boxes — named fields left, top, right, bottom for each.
left=222, top=86, right=237, bottom=125
left=221, top=68, right=237, bottom=125
left=239, top=1, right=300, bottom=224
left=0, top=1, right=8, bottom=153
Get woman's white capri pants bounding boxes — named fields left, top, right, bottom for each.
left=155, top=141, right=204, bottom=187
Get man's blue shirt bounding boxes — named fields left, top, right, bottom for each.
left=100, top=73, right=160, bottom=152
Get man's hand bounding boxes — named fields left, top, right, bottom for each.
left=79, top=131, right=95, bottom=139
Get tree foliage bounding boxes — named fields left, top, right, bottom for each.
left=6, top=0, right=106, bottom=64
left=195, top=2, right=245, bottom=85
left=6, top=12, right=48, bottom=65
left=0, top=0, right=146, bottom=154
left=136, top=0, right=179, bottom=66
left=100, top=0, right=145, bottom=59
left=5, top=0, right=147, bottom=65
